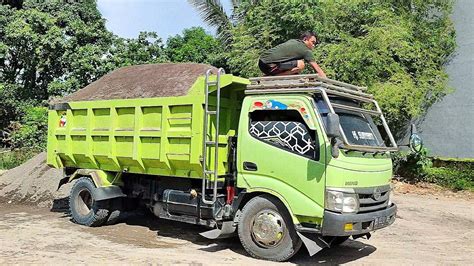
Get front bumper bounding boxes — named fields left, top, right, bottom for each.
left=321, top=204, right=397, bottom=236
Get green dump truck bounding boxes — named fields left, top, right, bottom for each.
left=47, top=63, right=420, bottom=261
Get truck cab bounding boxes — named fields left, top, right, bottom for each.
left=230, top=75, right=398, bottom=260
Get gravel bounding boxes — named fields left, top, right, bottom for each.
left=0, top=152, right=71, bottom=208
left=60, top=63, right=217, bottom=102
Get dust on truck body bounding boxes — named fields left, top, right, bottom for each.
left=47, top=63, right=399, bottom=261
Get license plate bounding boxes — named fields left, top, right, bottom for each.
left=373, top=216, right=390, bottom=229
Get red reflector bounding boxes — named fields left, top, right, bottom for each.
left=226, top=186, right=235, bottom=204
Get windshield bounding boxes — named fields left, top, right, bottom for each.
left=315, top=97, right=385, bottom=147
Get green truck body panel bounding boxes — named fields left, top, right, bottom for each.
left=47, top=74, right=249, bottom=179
left=47, top=69, right=394, bottom=230
left=325, top=153, right=392, bottom=188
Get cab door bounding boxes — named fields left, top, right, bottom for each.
left=237, top=96, right=328, bottom=218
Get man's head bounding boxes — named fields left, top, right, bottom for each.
left=300, top=31, right=318, bottom=50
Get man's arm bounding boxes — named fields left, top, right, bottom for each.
left=309, top=61, right=327, bottom=78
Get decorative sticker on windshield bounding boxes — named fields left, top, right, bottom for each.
left=251, top=100, right=288, bottom=110
left=251, top=99, right=315, bottom=128
left=351, top=130, right=375, bottom=140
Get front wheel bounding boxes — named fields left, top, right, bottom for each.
left=237, top=195, right=302, bottom=261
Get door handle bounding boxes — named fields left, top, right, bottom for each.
left=243, top=161, right=258, bottom=171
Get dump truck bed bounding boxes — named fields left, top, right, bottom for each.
left=47, top=63, right=249, bottom=178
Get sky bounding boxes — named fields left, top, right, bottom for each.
left=97, top=0, right=231, bottom=40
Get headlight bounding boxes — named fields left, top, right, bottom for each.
left=326, top=189, right=359, bottom=213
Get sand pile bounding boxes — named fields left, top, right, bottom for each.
left=0, top=152, right=72, bottom=208
left=61, top=63, right=217, bottom=102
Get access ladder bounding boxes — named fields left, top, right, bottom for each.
left=201, top=68, right=225, bottom=205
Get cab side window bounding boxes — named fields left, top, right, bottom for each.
left=249, top=110, right=319, bottom=160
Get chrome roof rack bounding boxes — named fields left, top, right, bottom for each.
left=246, top=74, right=398, bottom=152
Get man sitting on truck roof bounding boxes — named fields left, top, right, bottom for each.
left=258, top=31, right=327, bottom=77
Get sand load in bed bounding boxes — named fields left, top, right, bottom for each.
left=62, top=63, right=218, bottom=102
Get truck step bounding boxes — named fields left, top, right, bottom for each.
left=200, top=221, right=236, bottom=239
left=204, top=170, right=215, bottom=175
left=157, top=212, right=216, bottom=228
left=206, top=111, right=217, bottom=115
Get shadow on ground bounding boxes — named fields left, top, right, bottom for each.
left=290, top=240, right=376, bottom=264
left=51, top=197, right=69, bottom=212
left=119, top=210, right=248, bottom=255
left=50, top=202, right=375, bottom=263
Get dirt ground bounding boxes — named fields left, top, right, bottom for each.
left=0, top=190, right=472, bottom=265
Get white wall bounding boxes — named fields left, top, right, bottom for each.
left=419, top=0, right=474, bottom=159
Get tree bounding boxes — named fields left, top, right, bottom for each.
left=191, top=0, right=456, bottom=136
left=0, top=0, right=113, bottom=128
left=166, top=27, right=225, bottom=67
left=0, top=0, right=167, bottom=148
left=100, top=32, right=167, bottom=75
left=187, top=0, right=234, bottom=46
left=8, top=106, right=48, bottom=150
left=313, top=0, right=456, bottom=135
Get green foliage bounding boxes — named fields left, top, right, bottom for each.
left=423, top=167, right=474, bottom=191
left=103, top=32, right=167, bottom=71
left=0, top=0, right=113, bottom=128
left=2, top=1, right=219, bottom=154
left=0, top=149, right=38, bottom=170
left=395, top=149, right=473, bottom=191
left=166, top=27, right=226, bottom=67
left=187, top=0, right=233, bottom=45
left=192, top=0, right=456, bottom=135
left=9, top=106, right=48, bottom=150
left=394, top=147, right=433, bottom=179
left=228, top=0, right=322, bottom=77
left=0, top=0, right=168, bottom=142
left=314, top=0, right=456, bottom=136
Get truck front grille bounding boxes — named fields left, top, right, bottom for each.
left=356, top=185, right=391, bottom=213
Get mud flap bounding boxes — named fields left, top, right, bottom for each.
left=296, top=232, right=330, bottom=256
left=93, top=186, right=126, bottom=201
left=200, top=221, right=236, bottom=239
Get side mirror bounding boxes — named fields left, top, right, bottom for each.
left=409, top=124, right=423, bottom=153
left=326, top=113, right=341, bottom=138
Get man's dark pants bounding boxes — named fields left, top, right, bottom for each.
left=258, top=59, right=298, bottom=76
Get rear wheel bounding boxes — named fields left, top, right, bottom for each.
left=69, top=177, right=109, bottom=227
left=237, top=195, right=302, bottom=262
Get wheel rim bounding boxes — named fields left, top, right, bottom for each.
left=250, top=209, right=286, bottom=248
left=76, top=188, right=93, bottom=216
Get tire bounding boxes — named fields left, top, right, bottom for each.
left=69, top=177, right=109, bottom=227
left=237, top=195, right=302, bottom=262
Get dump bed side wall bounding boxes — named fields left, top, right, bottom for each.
left=47, top=77, right=244, bottom=179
